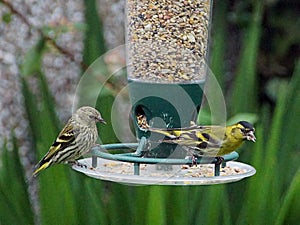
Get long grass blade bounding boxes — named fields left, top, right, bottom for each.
left=146, top=186, right=166, bottom=225
left=275, top=167, right=300, bottom=225
left=230, top=1, right=263, bottom=115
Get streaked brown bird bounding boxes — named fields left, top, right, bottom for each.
left=33, top=106, right=106, bottom=176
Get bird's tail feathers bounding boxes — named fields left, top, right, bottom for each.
left=32, top=161, right=50, bottom=177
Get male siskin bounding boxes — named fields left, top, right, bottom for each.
left=147, top=121, right=256, bottom=159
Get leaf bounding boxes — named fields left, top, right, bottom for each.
left=20, top=38, right=45, bottom=77
left=2, top=12, right=12, bottom=24
left=195, top=186, right=230, bottom=225
left=0, top=136, right=34, bottom=225
left=236, top=123, right=265, bottom=224
left=275, top=168, right=300, bottom=225
left=211, top=0, right=228, bottom=88
left=20, top=76, right=42, bottom=142
left=38, top=71, right=60, bottom=131
left=83, top=0, right=106, bottom=65
left=146, top=186, right=166, bottom=225
left=230, top=1, right=264, bottom=115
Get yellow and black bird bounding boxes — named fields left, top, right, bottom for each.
left=143, top=121, right=256, bottom=163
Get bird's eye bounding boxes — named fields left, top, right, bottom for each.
left=240, top=128, right=246, bottom=133
left=89, top=115, right=94, bottom=119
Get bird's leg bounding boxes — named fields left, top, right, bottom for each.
left=215, top=156, right=224, bottom=166
left=71, top=160, right=97, bottom=171
left=213, top=157, right=224, bottom=176
left=182, top=155, right=198, bottom=169
left=191, top=155, right=198, bottom=167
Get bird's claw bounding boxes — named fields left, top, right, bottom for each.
left=70, top=161, right=87, bottom=169
left=215, top=156, right=224, bottom=166
left=190, top=155, right=198, bottom=167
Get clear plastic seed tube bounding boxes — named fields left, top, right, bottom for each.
left=126, top=0, right=212, bottom=83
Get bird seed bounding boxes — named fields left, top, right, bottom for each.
left=126, top=0, right=211, bottom=83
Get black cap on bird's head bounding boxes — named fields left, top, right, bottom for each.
left=237, top=121, right=256, bottom=142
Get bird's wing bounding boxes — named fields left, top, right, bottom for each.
left=158, top=126, right=224, bottom=152
left=148, top=125, right=202, bottom=139
left=171, top=130, right=222, bottom=146
left=41, top=121, right=80, bottom=162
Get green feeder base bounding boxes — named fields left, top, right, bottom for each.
left=128, top=79, right=205, bottom=158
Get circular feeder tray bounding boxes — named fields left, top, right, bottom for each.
left=72, top=158, right=256, bottom=185
left=72, top=141, right=256, bottom=185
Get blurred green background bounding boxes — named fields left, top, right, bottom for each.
left=1, top=0, right=300, bottom=224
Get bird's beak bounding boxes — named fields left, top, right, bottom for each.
left=246, top=131, right=256, bottom=142
left=97, top=117, right=106, bottom=124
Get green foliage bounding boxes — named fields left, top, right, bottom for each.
left=276, top=167, right=300, bottom=225
left=83, top=0, right=106, bottom=65
left=210, top=0, right=228, bottom=88
left=1, top=12, right=12, bottom=24
left=0, top=136, right=34, bottom=225
left=146, top=186, right=166, bottom=225
left=20, top=39, right=45, bottom=77
left=230, top=1, right=263, bottom=115
left=1, top=1, right=300, bottom=225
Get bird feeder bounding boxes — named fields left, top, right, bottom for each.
left=73, top=0, right=256, bottom=185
